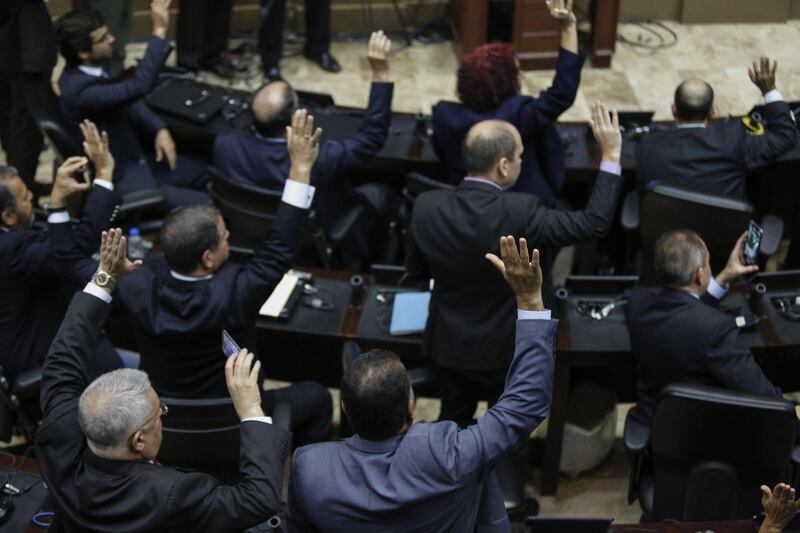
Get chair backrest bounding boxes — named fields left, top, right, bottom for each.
left=638, top=183, right=753, bottom=284
left=403, top=172, right=455, bottom=202
left=157, top=396, right=241, bottom=483
left=649, top=383, right=795, bottom=522
left=22, top=78, right=83, bottom=160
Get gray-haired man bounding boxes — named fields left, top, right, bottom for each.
left=36, top=228, right=290, bottom=532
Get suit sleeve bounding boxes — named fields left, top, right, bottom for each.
left=60, top=36, right=170, bottom=115
left=40, top=291, right=110, bottom=418
left=429, top=319, right=557, bottom=483
left=706, top=319, right=782, bottom=398
left=516, top=49, right=584, bottom=137
left=743, top=100, right=799, bottom=170
left=405, top=215, right=431, bottom=283
left=128, top=98, right=167, bottom=138
left=524, top=169, right=622, bottom=246
left=287, top=455, right=322, bottom=532
left=167, top=421, right=291, bottom=531
left=313, top=82, right=394, bottom=185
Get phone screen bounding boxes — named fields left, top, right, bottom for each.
left=221, top=330, right=241, bottom=358
left=743, top=220, right=763, bottom=266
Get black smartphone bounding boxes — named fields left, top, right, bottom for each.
left=743, top=220, right=763, bottom=266
left=221, top=329, right=241, bottom=358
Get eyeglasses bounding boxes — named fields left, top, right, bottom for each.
left=91, top=31, right=112, bottom=45
left=129, top=401, right=168, bottom=440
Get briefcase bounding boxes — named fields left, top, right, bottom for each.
left=146, top=78, right=224, bottom=125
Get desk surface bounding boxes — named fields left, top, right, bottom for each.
left=610, top=521, right=756, bottom=533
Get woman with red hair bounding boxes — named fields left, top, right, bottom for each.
left=431, top=0, right=583, bottom=207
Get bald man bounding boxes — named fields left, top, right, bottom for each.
left=636, top=57, right=798, bottom=200
left=213, top=31, right=395, bottom=262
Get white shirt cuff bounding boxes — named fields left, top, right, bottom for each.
left=764, top=89, right=783, bottom=104
left=517, top=309, right=552, bottom=320
left=707, top=277, right=728, bottom=300
left=94, top=179, right=114, bottom=191
left=281, top=180, right=315, bottom=209
left=83, top=282, right=112, bottom=304
left=242, top=416, right=273, bottom=425
left=47, top=211, right=71, bottom=224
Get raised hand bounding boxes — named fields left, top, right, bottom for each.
left=590, top=101, right=621, bottom=164
left=749, top=57, right=777, bottom=95
left=154, top=129, right=177, bottom=171
left=80, top=120, right=114, bottom=181
left=225, top=349, right=264, bottom=420
left=716, top=231, right=759, bottom=286
left=485, top=236, right=544, bottom=311
left=760, top=483, right=800, bottom=533
left=546, top=0, right=576, bottom=25
left=150, top=0, right=171, bottom=38
left=367, top=30, right=392, bottom=83
left=98, top=228, right=143, bottom=281
left=286, top=109, right=322, bottom=185
left=50, top=156, right=92, bottom=209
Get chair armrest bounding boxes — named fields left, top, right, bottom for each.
left=327, top=205, right=366, bottom=246
left=118, top=188, right=165, bottom=217
left=620, top=190, right=639, bottom=232
left=13, top=368, right=42, bottom=401
left=623, top=408, right=650, bottom=453
left=759, top=214, right=784, bottom=257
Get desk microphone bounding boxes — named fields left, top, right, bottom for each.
left=348, top=275, right=365, bottom=308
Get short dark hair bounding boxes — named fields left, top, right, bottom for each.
left=160, top=204, right=222, bottom=274
left=674, top=81, right=714, bottom=122
left=54, top=9, right=105, bottom=67
left=251, top=82, right=296, bottom=138
left=654, top=230, right=708, bottom=287
left=0, top=166, right=19, bottom=226
left=341, top=350, right=410, bottom=441
left=463, top=124, right=517, bottom=176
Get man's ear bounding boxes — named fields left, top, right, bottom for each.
left=671, top=104, right=678, bottom=119
left=692, top=266, right=704, bottom=287
left=77, top=50, right=91, bottom=64
left=498, top=157, right=510, bottom=178
left=340, top=399, right=347, bottom=417
left=200, top=249, right=214, bottom=270
left=130, top=430, right=146, bottom=453
left=1, top=209, right=16, bottom=229
left=407, top=389, right=416, bottom=419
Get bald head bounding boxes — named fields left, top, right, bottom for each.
left=251, top=81, right=297, bottom=138
left=463, top=120, right=521, bottom=184
left=673, top=79, right=714, bottom=123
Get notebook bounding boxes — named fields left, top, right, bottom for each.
left=389, top=291, right=430, bottom=335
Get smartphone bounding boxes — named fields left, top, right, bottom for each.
left=743, top=220, right=763, bottom=266
left=221, top=329, right=241, bottom=358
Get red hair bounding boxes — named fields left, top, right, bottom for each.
left=457, top=42, right=521, bottom=113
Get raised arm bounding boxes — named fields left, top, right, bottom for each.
left=432, top=237, right=557, bottom=481
left=525, top=102, right=623, bottom=246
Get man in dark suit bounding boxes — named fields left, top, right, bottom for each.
left=55, top=1, right=209, bottom=209
left=289, top=236, right=555, bottom=531
left=258, top=0, right=340, bottom=81
left=636, top=57, right=798, bottom=200
left=0, top=0, right=57, bottom=199
left=51, top=110, right=332, bottom=447
left=0, top=122, right=122, bottom=381
left=626, top=229, right=794, bottom=427
left=214, top=31, right=395, bottom=260
left=37, top=227, right=290, bottom=532
left=431, top=0, right=583, bottom=207
left=407, top=103, right=622, bottom=427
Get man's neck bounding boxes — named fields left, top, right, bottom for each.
left=464, top=175, right=505, bottom=189
left=674, top=119, right=708, bottom=127
left=676, top=284, right=705, bottom=298
left=88, top=442, right=141, bottom=462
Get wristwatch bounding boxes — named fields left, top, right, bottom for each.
left=92, top=270, right=116, bottom=291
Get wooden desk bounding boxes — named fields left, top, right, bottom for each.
left=450, top=0, right=621, bottom=69
left=611, top=520, right=757, bottom=533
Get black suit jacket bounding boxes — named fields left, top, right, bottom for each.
left=407, top=170, right=622, bottom=370
left=0, top=185, right=117, bottom=380
left=636, top=100, right=798, bottom=199
left=58, top=35, right=170, bottom=168
left=0, top=0, right=56, bottom=75
left=36, top=291, right=290, bottom=533
left=626, top=288, right=782, bottom=426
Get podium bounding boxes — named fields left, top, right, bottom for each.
left=451, top=0, right=621, bottom=69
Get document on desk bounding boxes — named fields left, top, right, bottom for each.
left=390, top=292, right=431, bottom=335
left=260, top=273, right=300, bottom=318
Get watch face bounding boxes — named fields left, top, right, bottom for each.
left=95, top=272, right=110, bottom=287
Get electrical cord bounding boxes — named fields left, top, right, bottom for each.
left=617, top=19, right=679, bottom=54
left=32, top=512, right=55, bottom=528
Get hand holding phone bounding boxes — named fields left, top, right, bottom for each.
left=744, top=220, right=763, bottom=266
left=222, top=329, right=241, bottom=358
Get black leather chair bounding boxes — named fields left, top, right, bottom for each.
left=158, top=396, right=291, bottom=484
left=0, top=367, right=42, bottom=444
left=207, top=168, right=365, bottom=269
left=620, top=184, right=783, bottom=284
left=624, top=383, right=797, bottom=522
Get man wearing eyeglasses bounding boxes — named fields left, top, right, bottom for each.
left=36, top=227, right=291, bottom=532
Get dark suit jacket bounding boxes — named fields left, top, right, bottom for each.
left=636, top=100, right=798, bottom=199
left=212, top=82, right=393, bottom=226
left=431, top=48, right=584, bottom=207
left=0, top=0, right=56, bottom=75
left=289, top=318, right=557, bottom=532
left=407, top=170, right=621, bottom=371
left=626, top=287, right=782, bottom=426
left=58, top=35, right=170, bottom=168
left=36, top=291, right=290, bottom=533
left=0, top=185, right=117, bottom=380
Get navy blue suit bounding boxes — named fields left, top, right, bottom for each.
left=431, top=48, right=584, bottom=207
left=0, top=185, right=121, bottom=381
left=288, top=318, right=557, bottom=532
left=213, top=82, right=394, bottom=231
left=626, top=288, right=783, bottom=427
left=58, top=36, right=208, bottom=207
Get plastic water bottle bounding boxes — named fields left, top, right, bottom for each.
left=127, top=227, right=149, bottom=260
